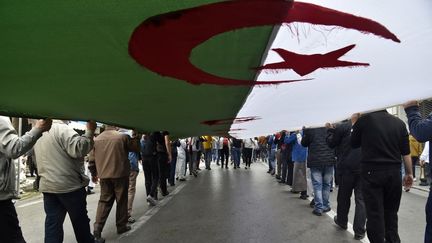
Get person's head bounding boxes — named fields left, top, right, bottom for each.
left=351, top=113, right=361, bottom=125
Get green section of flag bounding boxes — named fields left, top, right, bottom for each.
left=0, top=1, right=272, bottom=137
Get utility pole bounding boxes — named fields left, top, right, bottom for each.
left=17, top=118, right=22, bottom=194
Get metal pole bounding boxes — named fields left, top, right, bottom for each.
left=16, top=118, right=22, bottom=193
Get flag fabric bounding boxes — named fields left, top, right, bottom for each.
left=232, top=0, right=432, bottom=138
left=1, top=0, right=431, bottom=138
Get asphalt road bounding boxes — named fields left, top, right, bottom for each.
left=15, top=161, right=428, bottom=243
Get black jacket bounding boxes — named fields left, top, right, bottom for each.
left=326, top=121, right=361, bottom=173
left=351, top=110, right=409, bottom=171
left=301, top=127, right=336, bottom=168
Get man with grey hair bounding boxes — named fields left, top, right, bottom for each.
left=90, top=125, right=138, bottom=241
left=0, top=117, right=52, bottom=243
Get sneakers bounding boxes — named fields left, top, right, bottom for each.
left=117, top=226, right=131, bottom=234
left=333, top=216, right=347, bottom=230
left=299, top=194, right=308, bottom=200
left=146, top=195, right=157, bottom=206
left=323, top=207, right=331, bottom=213
left=162, top=191, right=169, bottom=197
left=128, top=217, right=136, bottom=224
left=179, top=178, right=186, bottom=181
left=309, top=199, right=315, bottom=208
left=312, top=209, right=322, bottom=216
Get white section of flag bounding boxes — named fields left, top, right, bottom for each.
left=231, top=0, right=432, bottom=138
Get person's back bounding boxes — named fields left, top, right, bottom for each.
left=34, top=121, right=97, bottom=243
left=0, top=117, right=51, bottom=243
left=301, top=126, right=335, bottom=216
left=351, top=110, right=412, bottom=243
left=232, top=138, right=242, bottom=148
left=35, top=122, right=92, bottom=193
left=326, top=119, right=365, bottom=239
left=94, top=129, right=131, bottom=179
left=327, top=121, right=361, bottom=172
left=92, top=126, right=135, bottom=240
left=352, top=110, right=409, bottom=169
left=203, top=136, right=212, bottom=150
left=302, top=127, right=335, bottom=168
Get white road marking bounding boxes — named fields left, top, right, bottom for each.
left=118, top=182, right=187, bottom=239
left=16, top=199, right=43, bottom=208
left=324, top=208, right=370, bottom=243
left=259, top=161, right=369, bottom=242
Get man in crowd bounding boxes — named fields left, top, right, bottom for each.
left=34, top=120, right=99, bottom=243
left=351, top=110, right=413, bottom=242
left=231, top=138, right=242, bottom=169
left=189, top=137, right=200, bottom=176
left=202, top=135, right=212, bottom=170
left=219, top=137, right=230, bottom=169
left=267, top=134, right=277, bottom=174
left=175, top=138, right=187, bottom=181
left=404, top=100, right=432, bottom=242
left=168, top=139, right=178, bottom=186
left=326, top=115, right=366, bottom=240
left=155, top=131, right=172, bottom=197
left=141, top=133, right=160, bottom=206
left=280, top=132, right=295, bottom=185
left=301, top=126, right=336, bottom=216
left=89, top=125, right=138, bottom=241
left=127, top=130, right=141, bottom=224
left=409, top=133, right=422, bottom=181
left=0, top=117, right=51, bottom=243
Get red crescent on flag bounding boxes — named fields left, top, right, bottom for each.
left=129, top=0, right=400, bottom=86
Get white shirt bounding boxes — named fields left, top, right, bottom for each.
left=420, top=141, right=429, bottom=163
left=243, top=138, right=255, bottom=149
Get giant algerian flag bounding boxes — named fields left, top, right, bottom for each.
left=1, top=0, right=431, bottom=138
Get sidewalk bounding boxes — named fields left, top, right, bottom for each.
left=407, top=165, right=429, bottom=193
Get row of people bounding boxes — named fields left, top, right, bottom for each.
left=260, top=109, right=416, bottom=242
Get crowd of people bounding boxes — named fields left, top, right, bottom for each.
left=1, top=100, right=432, bottom=243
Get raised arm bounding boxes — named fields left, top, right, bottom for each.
left=0, top=117, right=51, bottom=159
left=404, top=102, right=432, bottom=142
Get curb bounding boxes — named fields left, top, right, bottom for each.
left=412, top=185, right=430, bottom=193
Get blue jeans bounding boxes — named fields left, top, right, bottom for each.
left=310, top=165, right=334, bottom=212
left=204, top=149, right=212, bottom=169
left=268, top=148, right=276, bottom=170
left=212, top=149, right=219, bottom=162
left=43, top=187, right=94, bottom=243
left=169, top=152, right=178, bottom=185
left=232, top=147, right=241, bottom=167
